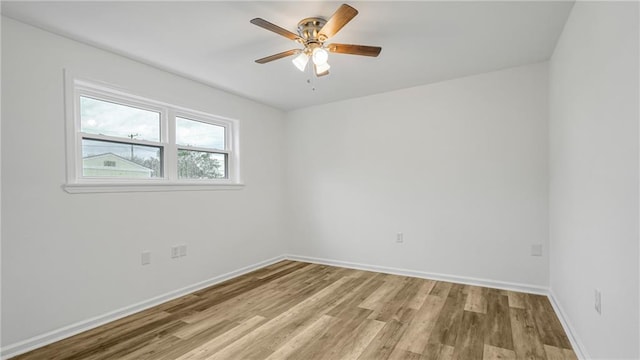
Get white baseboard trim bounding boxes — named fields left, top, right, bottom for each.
left=547, top=289, right=590, bottom=360
left=284, top=254, right=549, bottom=295
left=0, top=255, right=286, bottom=360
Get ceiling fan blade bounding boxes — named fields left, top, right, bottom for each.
left=314, top=64, right=330, bottom=77
left=326, top=43, right=382, bottom=57
left=318, top=4, right=358, bottom=40
left=250, top=18, right=302, bottom=41
left=255, top=49, right=300, bottom=64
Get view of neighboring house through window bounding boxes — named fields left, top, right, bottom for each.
left=80, top=96, right=163, bottom=178
left=70, top=79, right=238, bottom=186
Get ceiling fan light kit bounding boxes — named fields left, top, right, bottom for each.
left=251, top=3, right=381, bottom=78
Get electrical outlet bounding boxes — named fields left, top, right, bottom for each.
left=531, top=244, right=542, bottom=256
left=179, top=244, right=187, bottom=257
left=396, top=232, right=404, bottom=243
left=170, top=246, right=180, bottom=259
left=141, top=251, right=151, bottom=265
left=594, top=289, right=602, bottom=315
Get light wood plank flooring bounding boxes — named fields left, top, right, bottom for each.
left=12, top=261, right=576, bottom=360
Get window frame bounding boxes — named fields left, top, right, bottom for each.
left=63, top=72, right=242, bottom=193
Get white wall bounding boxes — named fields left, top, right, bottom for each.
left=549, top=2, right=639, bottom=359
left=1, top=17, right=287, bottom=348
left=285, top=63, right=549, bottom=288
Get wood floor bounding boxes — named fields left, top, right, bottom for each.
left=13, top=261, right=576, bottom=360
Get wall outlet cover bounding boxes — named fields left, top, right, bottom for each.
left=141, top=251, right=151, bottom=265
left=171, top=246, right=180, bottom=259
left=531, top=244, right=543, bottom=256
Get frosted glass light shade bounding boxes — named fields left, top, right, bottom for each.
left=312, top=48, right=329, bottom=65
left=292, top=53, right=309, bottom=72
left=315, top=61, right=330, bottom=75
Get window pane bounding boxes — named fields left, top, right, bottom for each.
left=80, top=96, right=160, bottom=142
left=82, top=139, right=162, bottom=178
left=178, top=150, right=226, bottom=179
left=176, top=117, right=225, bottom=149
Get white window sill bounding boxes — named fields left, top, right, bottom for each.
left=63, top=182, right=245, bottom=194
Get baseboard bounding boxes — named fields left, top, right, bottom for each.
left=547, top=289, right=590, bottom=360
left=0, top=255, right=286, bottom=360
left=284, top=254, right=548, bottom=295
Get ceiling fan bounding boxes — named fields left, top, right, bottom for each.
left=250, top=3, right=382, bottom=77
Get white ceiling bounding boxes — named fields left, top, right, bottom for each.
left=1, top=1, right=574, bottom=111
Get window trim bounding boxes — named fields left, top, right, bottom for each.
left=63, top=70, right=243, bottom=193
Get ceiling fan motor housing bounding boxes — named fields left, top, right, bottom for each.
left=297, top=17, right=327, bottom=50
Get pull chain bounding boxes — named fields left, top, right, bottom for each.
left=306, top=64, right=317, bottom=91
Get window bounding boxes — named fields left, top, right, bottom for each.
left=64, top=75, right=241, bottom=193
left=176, top=117, right=227, bottom=179
left=79, top=96, right=163, bottom=179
